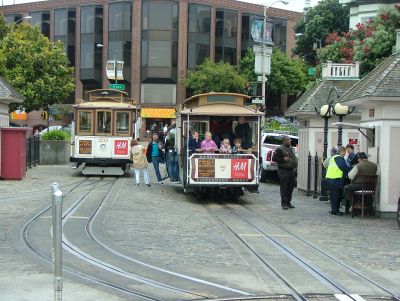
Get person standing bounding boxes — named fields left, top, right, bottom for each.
left=146, top=133, right=165, bottom=184
left=165, top=123, right=180, bottom=183
left=131, top=139, right=150, bottom=186
left=234, top=117, right=252, bottom=149
left=346, top=144, right=357, bottom=167
left=272, top=135, right=298, bottom=210
left=200, top=131, right=218, bottom=153
left=343, top=152, right=377, bottom=214
left=326, top=146, right=351, bottom=215
left=188, top=130, right=201, bottom=154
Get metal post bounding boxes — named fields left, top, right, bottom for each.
left=306, top=151, right=311, bottom=196
left=337, top=115, right=343, bottom=146
left=262, top=5, right=267, bottom=110
left=50, top=183, right=63, bottom=301
left=319, top=117, right=329, bottom=201
left=313, top=151, right=319, bottom=198
left=115, top=60, right=118, bottom=85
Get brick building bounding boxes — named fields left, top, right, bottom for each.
left=1, top=0, right=302, bottom=134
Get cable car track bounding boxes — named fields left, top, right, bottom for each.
left=202, top=201, right=399, bottom=301
left=22, top=177, right=255, bottom=300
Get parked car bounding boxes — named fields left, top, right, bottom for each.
left=39, top=126, right=62, bottom=136
left=259, top=132, right=298, bottom=182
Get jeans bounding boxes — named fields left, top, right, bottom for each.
left=151, top=156, right=162, bottom=182
left=134, top=168, right=149, bottom=185
left=166, top=151, right=180, bottom=182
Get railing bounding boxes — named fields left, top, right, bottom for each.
left=306, top=151, right=322, bottom=198
left=321, top=61, right=359, bottom=79
left=26, top=135, right=40, bottom=169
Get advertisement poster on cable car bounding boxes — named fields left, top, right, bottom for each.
left=189, top=154, right=257, bottom=184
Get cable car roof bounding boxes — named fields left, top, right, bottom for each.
left=179, top=103, right=263, bottom=116
left=73, top=101, right=137, bottom=109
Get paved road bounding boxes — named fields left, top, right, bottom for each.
left=0, top=165, right=399, bottom=301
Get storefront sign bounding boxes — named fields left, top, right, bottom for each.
left=79, top=140, right=92, bottom=154
left=10, top=110, right=27, bottom=121
left=140, top=108, right=176, bottom=118
left=114, top=139, right=128, bottom=155
left=348, top=139, right=358, bottom=145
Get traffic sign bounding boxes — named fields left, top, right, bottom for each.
left=109, top=84, right=125, bottom=90
left=48, top=107, right=59, bottom=115
left=251, top=97, right=264, bottom=104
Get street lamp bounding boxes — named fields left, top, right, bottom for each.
left=332, top=103, right=355, bottom=146
left=315, top=99, right=334, bottom=202
left=262, top=0, right=289, bottom=109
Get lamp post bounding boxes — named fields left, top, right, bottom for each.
left=315, top=101, right=334, bottom=201
left=96, top=43, right=120, bottom=85
left=333, top=103, right=355, bottom=146
left=261, top=0, right=288, bottom=109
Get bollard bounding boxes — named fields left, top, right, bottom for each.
left=50, top=182, right=63, bottom=301
left=306, top=151, right=311, bottom=196
left=313, top=152, right=319, bottom=198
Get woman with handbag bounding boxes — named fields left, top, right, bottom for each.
left=131, top=139, right=151, bottom=186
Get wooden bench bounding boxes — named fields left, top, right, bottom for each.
left=351, top=175, right=378, bottom=218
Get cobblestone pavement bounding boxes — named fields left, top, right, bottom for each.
left=0, top=165, right=399, bottom=301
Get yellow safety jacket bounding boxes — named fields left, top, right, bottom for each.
left=326, top=155, right=343, bottom=179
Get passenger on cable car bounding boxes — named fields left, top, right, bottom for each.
left=200, top=131, right=218, bottom=153
left=188, top=130, right=201, bottom=154
left=234, top=116, right=252, bottom=149
left=232, top=138, right=243, bottom=154
left=219, top=138, right=232, bottom=154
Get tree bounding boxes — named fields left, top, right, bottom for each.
left=239, top=48, right=309, bottom=98
left=185, top=58, right=247, bottom=94
left=318, top=6, right=400, bottom=76
left=0, top=21, right=74, bottom=112
left=292, top=0, right=349, bottom=65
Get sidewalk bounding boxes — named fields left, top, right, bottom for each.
left=0, top=165, right=399, bottom=301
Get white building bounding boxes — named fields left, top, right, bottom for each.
left=339, top=30, right=400, bottom=216
left=0, top=77, right=24, bottom=127
left=286, top=62, right=361, bottom=192
left=339, top=0, right=400, bottom=30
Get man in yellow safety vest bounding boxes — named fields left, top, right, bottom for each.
left=326, top=146, right=351, bottom=215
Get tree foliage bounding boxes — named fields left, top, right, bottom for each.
left=269, top=48, right=309, bottom=96
left=293, top=0, right=349, bottom=65
left=0, top=20, right=74, bottom=112
left=239, top=48, right=308, bottom=97
left=185, top=58, right=247, bottom=94
left=318, top=6, right=400, bottom=76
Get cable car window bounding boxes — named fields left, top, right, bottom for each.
left=79, top=111, right=92, bottom=132
left=184, top=121, right=208, bottom=140
left=232, top=120, right=259, bottom=151
left=97, top=111, right=112, bottom=134
left=116, top=111, right=130, bottom=134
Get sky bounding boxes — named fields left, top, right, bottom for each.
left=241, top=0, right=320, bottom=12
left=1, top=0, right=320, bottom=12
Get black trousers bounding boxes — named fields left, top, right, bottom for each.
left=344, top=183, right=363, bottom=210
left=328, top=182, right=343, bottom=213
left=277, top=169, right=295, bottom=207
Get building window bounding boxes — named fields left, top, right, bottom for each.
left=141, top=0, right=178, bottom=84
left=215, top=8, right=237, bottom=65
left=29, top=11, right=50, bottom=38
left=109, top=1, right=132, bottom=84
left=80, top=5, right=103, bottom=83
left=188, top=4, right=210, bottom=69
left=54, top=8, right=76, bottom=66
left=141, top=83, right=176, bottom=105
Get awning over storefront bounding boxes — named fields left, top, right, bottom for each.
left=140, top=108, right=176, bottom=118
